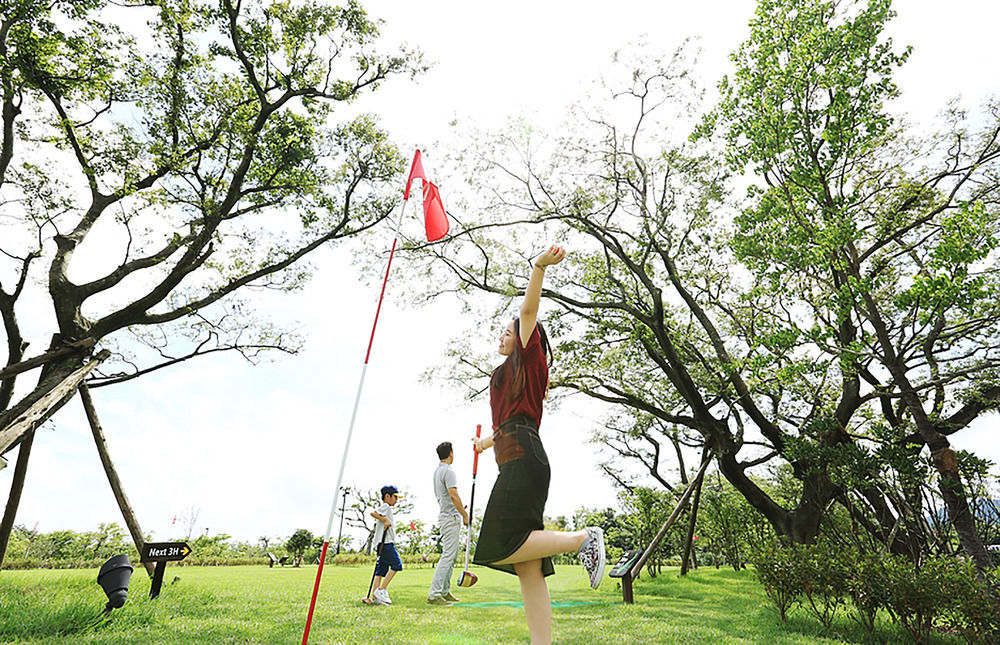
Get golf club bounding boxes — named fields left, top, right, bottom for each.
left=362, top=526, right=389, bottom=604
left=458, top=424, right=481, bottom=588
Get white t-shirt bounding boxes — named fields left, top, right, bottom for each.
left=433, top=462, right=460, bottom=517
left=373, top=501, right=395, bottom=544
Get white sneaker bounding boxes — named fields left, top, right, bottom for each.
left=374, top=588, right=392, bottom=605
left=577, top=527, right=606, bottom=589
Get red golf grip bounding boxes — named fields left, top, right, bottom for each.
left=473, top=424, right=481, bottom=475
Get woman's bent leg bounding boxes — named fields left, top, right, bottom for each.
left=514, top=559, right=551, bottom=645
left=494, top=529, right=587, bottom=565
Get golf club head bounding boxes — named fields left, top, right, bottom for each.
left=458, top=571, right=478, bottom=587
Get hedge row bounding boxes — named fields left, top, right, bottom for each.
left=1, top=553, right=441, bottom=570
left=751, top=541, right=1000, bottom=645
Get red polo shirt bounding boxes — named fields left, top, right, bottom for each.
left=490, top=326, right=548, bottom=429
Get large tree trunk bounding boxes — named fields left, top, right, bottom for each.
left=79, top=384, right=155, bottom=578
left=894, top=378, right=992, bottom=573
left=715, top=448, right=833, bottom=544
left=929, top=443, right=993, bottom=572
left=0, top=350, right=110, bottom=454
left=858, top=285, right=994, bottom=574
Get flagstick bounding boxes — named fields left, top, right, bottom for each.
left=301, top=199, right=409, bottom=645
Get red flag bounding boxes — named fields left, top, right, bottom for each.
left=409, top=521, right=417, bottom=531
left=423, top=181, right=449, bottom=242
left=404, top=149, right=426, bottom=201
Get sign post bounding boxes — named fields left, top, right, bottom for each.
left=140, top=541, right=191, bottom=599
left=608, top=549, right=643, bottom=604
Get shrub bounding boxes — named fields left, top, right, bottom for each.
left=845, top=549, right=891, bottom=635
left=751, top=542, right=802, bottom=622
left=883, top=555, right=955, bottom=645
left=798, top=541, right=848, bottom=630
left=940, top=561, right=1000, bottom=645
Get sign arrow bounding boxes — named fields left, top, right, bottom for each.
left=141, top=541, right=193, bottom=563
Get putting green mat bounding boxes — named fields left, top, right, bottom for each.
left=455, top=600, right=606, bottom=609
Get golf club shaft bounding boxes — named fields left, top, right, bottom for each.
left=368, top=529, right=389, bottom=599
left=463, top=424, right=481, bottom=571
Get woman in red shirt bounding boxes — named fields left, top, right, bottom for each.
left=473, top=245, right=606, bottom=645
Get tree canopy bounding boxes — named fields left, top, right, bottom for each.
left=0, top=0, right=418, bottom=451
left=415, top=0, right=1000, bottom=572
left=0, top=0, right=419, bottom=566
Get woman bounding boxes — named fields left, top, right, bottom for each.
left=473, top=244, right=606, bottom=645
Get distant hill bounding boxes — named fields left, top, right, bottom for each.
left=932, top=499, right=1000, bottom=531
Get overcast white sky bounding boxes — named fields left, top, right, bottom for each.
left=5, top=1, right=999, bottom=548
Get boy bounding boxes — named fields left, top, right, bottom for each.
left=364, top=485, right=403, bottom=605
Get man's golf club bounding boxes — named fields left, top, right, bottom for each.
left=362, top=526, right=389, bottom=604
left=458, top=424, right=481, bottom=588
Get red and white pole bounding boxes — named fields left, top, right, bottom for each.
left=301, top=198, right=408, bottom=645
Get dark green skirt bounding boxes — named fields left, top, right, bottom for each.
left=473, top=417, right=554, bottom=577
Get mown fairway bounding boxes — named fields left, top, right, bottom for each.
left=0, top=564, right=961, bottom=644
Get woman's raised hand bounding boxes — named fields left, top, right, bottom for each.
left=534, top=245, right=566, bottom=268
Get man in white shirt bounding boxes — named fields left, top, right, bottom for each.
left=428, top=442, right=470, bottom=605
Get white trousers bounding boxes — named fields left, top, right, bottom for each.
left=429, top=513, right=463, bottom=598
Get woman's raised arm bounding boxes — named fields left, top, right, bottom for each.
left=519, top=245, right=565, bottom=347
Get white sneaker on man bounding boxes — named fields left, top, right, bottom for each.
left=373, top=588, right=392, bottom=605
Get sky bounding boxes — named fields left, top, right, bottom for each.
left=4, top=0, right=1000, bottom=549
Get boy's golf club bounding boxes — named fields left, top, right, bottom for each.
left=362, top=526, right=389, bottom=604
left=458, top=424, right=481, bottom=588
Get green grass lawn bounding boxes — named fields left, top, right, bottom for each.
left=0, top=563, right=961, bottom=644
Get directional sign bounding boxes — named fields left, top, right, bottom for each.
left=141, top=542, right=191, bottom=563
left=609, top=549, right=643, bottom=579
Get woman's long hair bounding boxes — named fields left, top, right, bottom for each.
left=490, top=319, right=553, bottom=402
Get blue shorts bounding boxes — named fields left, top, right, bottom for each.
left=374, top=543, right=403, bottom=576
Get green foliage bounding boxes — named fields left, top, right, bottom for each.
left=752, top=542, right=1000, bottom=644
left=797, top=541, right=848, bottom=630
left=714, top=0, right=907, bottom=174
left=882, top=555, right=963, bottom=645
left=699, top=473, right=775, bottom=570
left=284, top=528, right=313, bottom=566
left=2, top=523, right=136, bottom=569
left=2, top=564, right=940, bottom=644
left=395, top=518, right=432, bottom=556
left=752, top=541, right=803, bottom=622
left=846, top=549, right=892, bottom=634
left=616, top=486, right=682, bottom=578
left=0, top=0, right=420, bottom=441
left=939, top=562, right=1000, bottom=645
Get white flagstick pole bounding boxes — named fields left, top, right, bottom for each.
left=302, top=197, right=409, bottom=645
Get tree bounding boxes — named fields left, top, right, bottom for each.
left=699, top=471, right=774, bottom=570
left=344, top=487, right=414, bottom=553
left=417, top=0, right=1000, bottom=575
left=285, top=528, right=313, bottom=567
left=0, top=0, right=419, bottom=566
left=708, top=0, right=1000, bottom=572
left=617, top=486, right=677, bottom=578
